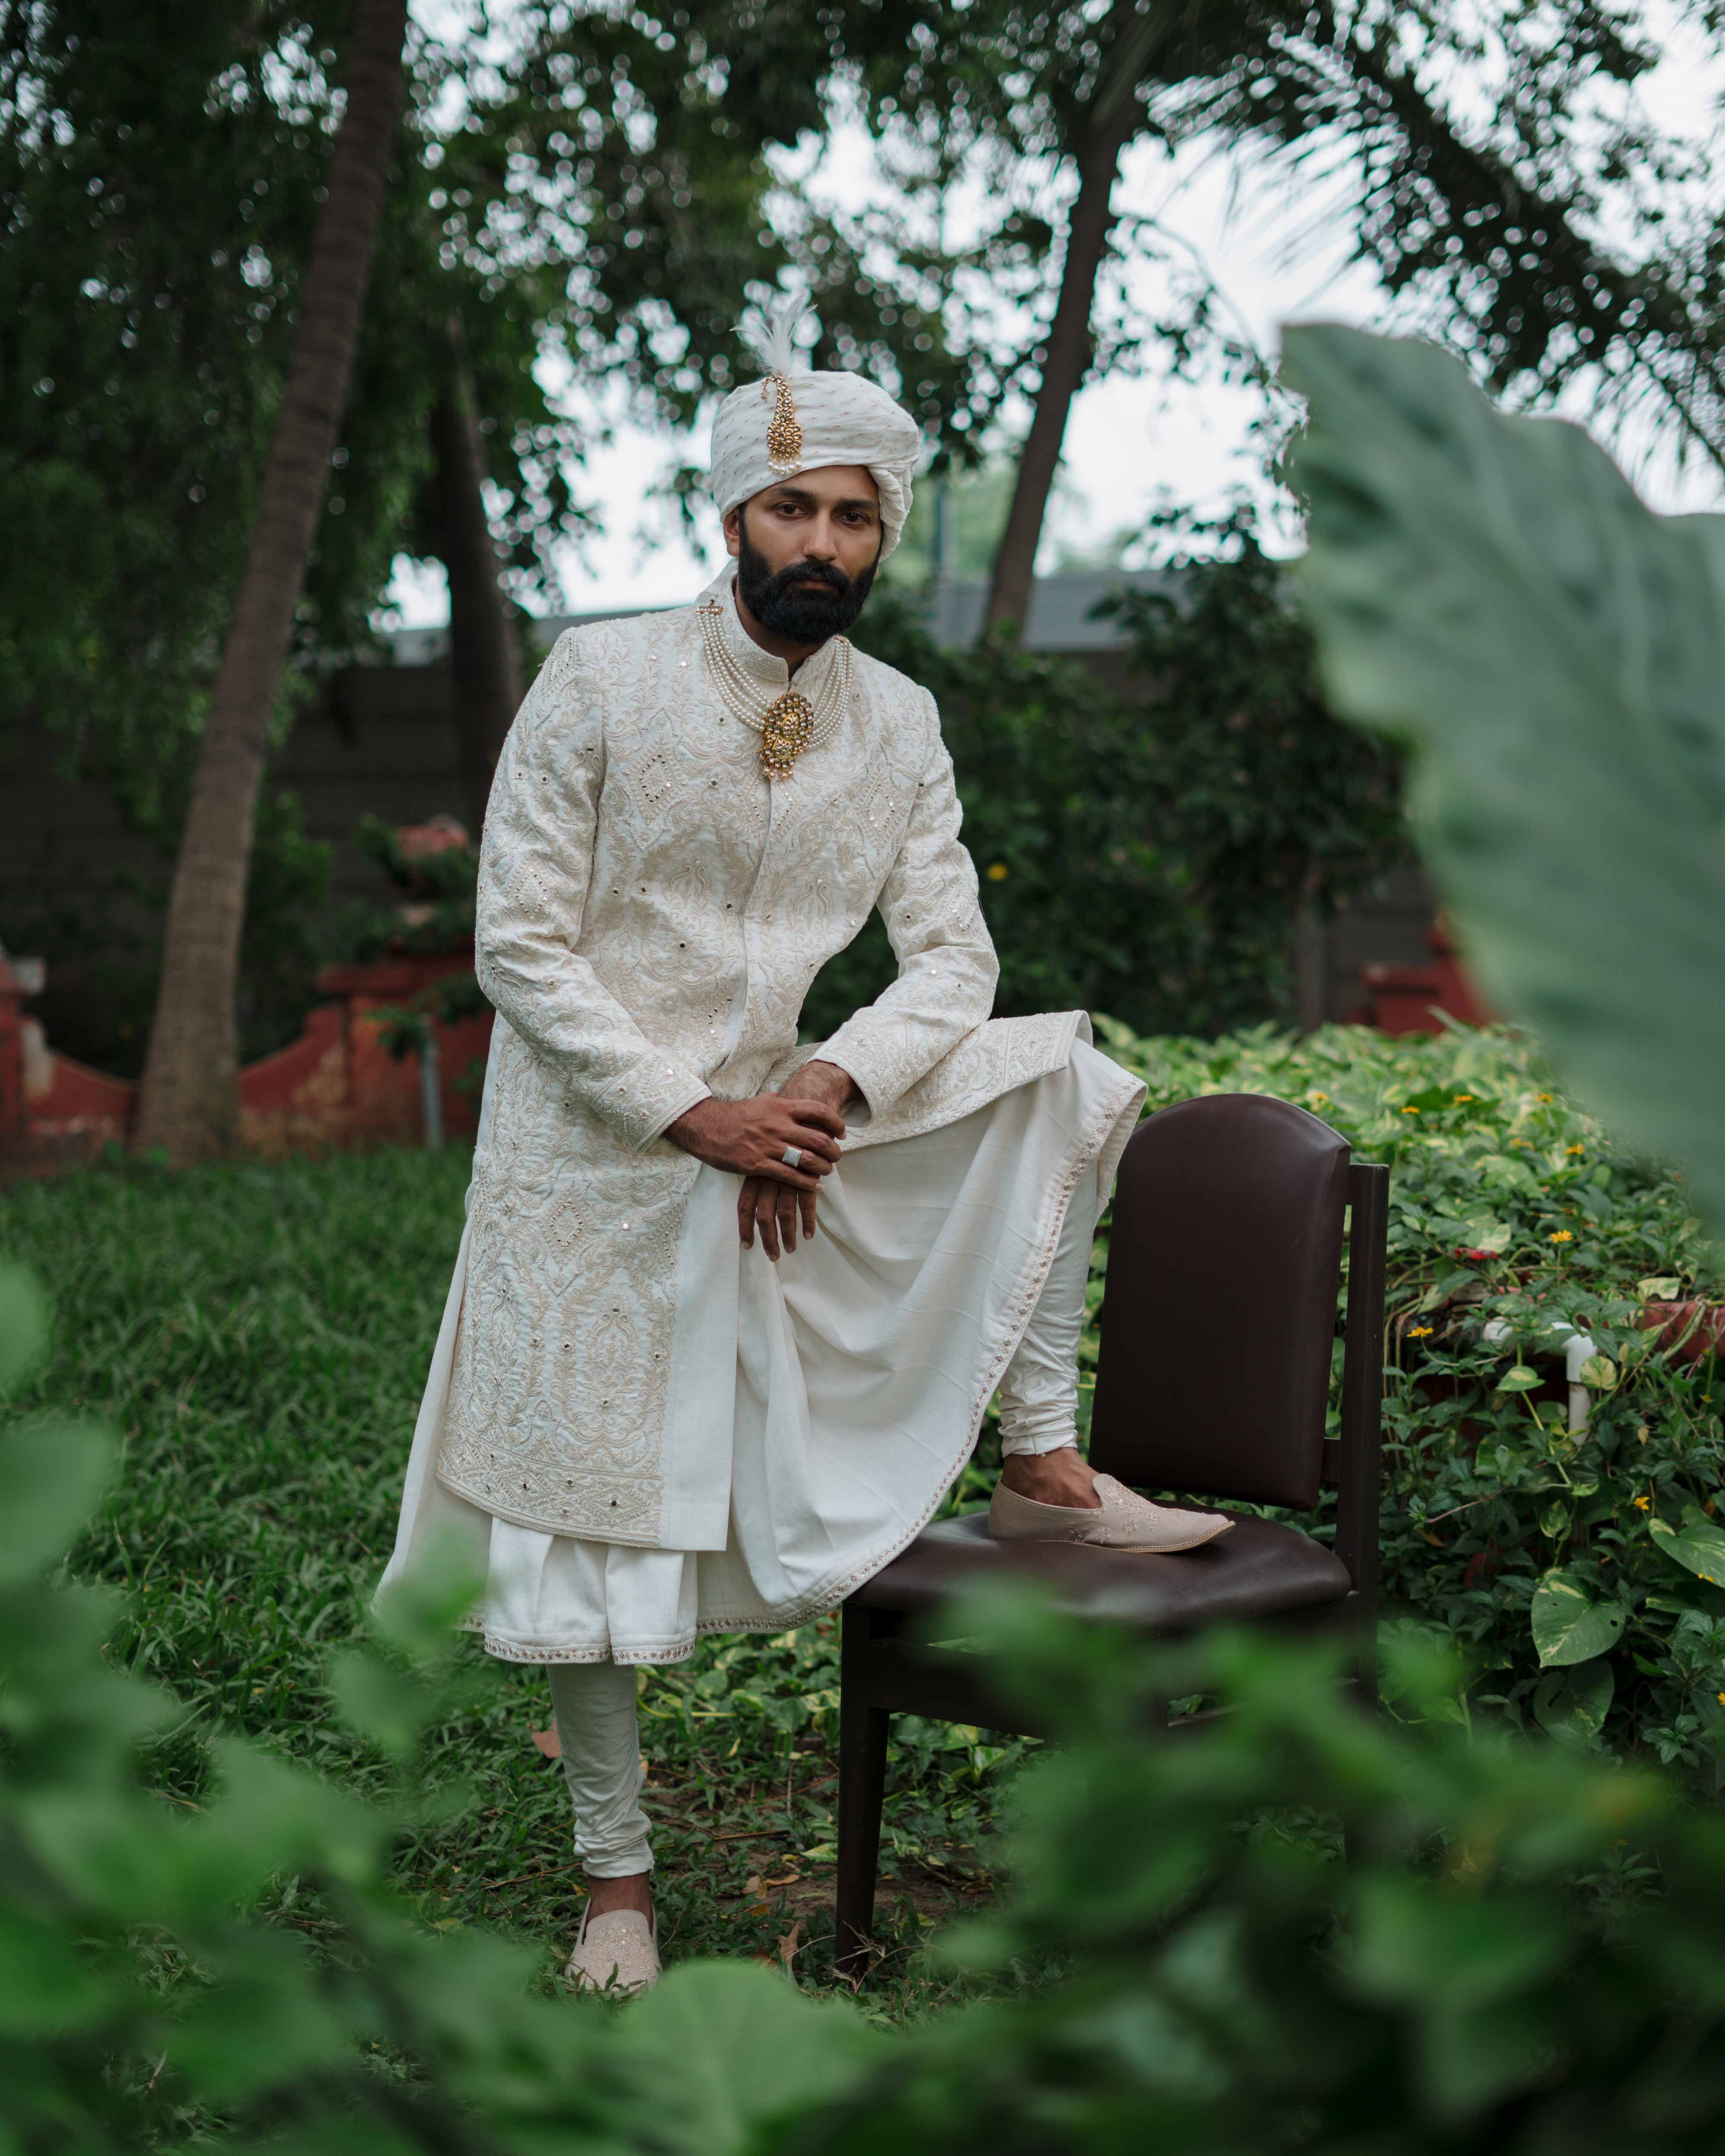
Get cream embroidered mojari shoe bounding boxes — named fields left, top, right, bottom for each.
left=566, top=1905, right=661, bottom=1996
left=989, top=1472, right=1233, bottom=1554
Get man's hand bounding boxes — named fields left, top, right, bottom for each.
left=734, top=1060, right=856, bottom=1257
left=664, top=1073, right=849, bottom=1259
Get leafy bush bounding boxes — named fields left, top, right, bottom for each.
left=1093, top=1016, right=1725, bottom=1774
left=0, top=1149, right=1020, bottom=2012
left=13, top=1252, right=1725, bottom=2153
left=7, top=787, right=331, bottom=1076
left=331, top=814, right=480, bottom=965
left=1280, top=321, right=1725, bottom=1782
left=810, top=567, right=1405, bottom=1040
left=1097, top=529, right=1405, bottom=1030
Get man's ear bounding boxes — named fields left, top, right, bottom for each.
left=723, top=505, right=742, bottom=561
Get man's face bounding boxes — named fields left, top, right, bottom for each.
left=724, top=465, right=882, bottom=644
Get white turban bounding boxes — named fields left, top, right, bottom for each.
left=709, top=298, right=921, bottom=560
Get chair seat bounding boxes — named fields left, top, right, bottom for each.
left=850, top=1506, right=1352, bottom=1633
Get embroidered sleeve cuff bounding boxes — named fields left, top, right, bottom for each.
left=637, top=1075, right=715, bottom=1152
left=814, top=1018, right=906, bottom=1121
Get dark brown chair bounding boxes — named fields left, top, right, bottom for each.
left=834, top=1092, right=1388, bottom=1969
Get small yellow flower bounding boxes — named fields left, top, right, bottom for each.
left=1566, top=1144, right=1585, bottom=1156
left=1633, top=1495, right=1651, bottom=1510
left=1400, top=1105, right=1420, bottom=1116
left=1717, top=1692, right=1725, bottom=1708
left=1537, top=1091, right=1553, bottom=1102
left=1409, top=1324, right=1433, bottom=1339
left=985, top=862, right=1009, bottom=881
left=1307, top=1091, right=1330, bottom=1107
left=1453, top=1093, right=1474, bottom=1104
left=1549, top=1229, right=1574, bottom=1244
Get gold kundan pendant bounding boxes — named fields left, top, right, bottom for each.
left=759, top=689, right=815, bottom=780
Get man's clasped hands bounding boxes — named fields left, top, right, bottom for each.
left=665, top=1059, right=855, bottom=1258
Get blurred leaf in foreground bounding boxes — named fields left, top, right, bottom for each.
left=1284, top=323, right=1725, bottom=1237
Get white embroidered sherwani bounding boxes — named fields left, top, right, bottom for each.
left=383, top=581, right=1144, bottom=1662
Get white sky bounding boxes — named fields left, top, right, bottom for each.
left=385, top=16, right=1725, bottom=628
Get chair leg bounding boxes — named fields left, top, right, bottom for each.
left=1349, top=1616, right=1380, bottom=1714
left=835, top=1658, right=891, bottom=1978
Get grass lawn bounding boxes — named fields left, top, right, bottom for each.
left=1, top=1147, right=1031, bottom=2015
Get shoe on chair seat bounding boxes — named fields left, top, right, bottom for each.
left=566, top=1905, right=660, bottom=1996
left=989, top=1472, right=1233, bottom=1554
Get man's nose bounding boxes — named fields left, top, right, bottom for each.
left=802, top=517, right=841, bottom=561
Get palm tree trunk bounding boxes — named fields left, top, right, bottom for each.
left=135, top=0, right=408, bottom=1163
left=429, top=318, right=523, bottom=839
left=983, top=100, right=1138, bottom=633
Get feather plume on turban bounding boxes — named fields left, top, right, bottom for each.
left=708, top=296, right=922, bottom=559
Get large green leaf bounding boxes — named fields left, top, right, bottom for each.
left=616, top=1962, right=883, bottom=2154
left=1530, top=1571, right=1626, bottom=1668
left=1533, top=1658, right=1615, bottom=1747
left=1284, top=323, right=1725, bottom=1237
left=1649, top=1507, right=1725, bottom=1588
left=0, top=1417, right=115, bottom=1585
left=0, top=1262, right=49, bottom=1397
left=0, top=1907, right=116, bottom=2037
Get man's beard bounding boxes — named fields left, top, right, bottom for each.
left=736, top=514, right=878, bottom=643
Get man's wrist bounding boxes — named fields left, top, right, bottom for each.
left=665, top=1096, right=719, bottom=1150
left=798, top=1059, right=857, bottom=1110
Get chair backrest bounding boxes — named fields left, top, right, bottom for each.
left=1088, top=1092, right=1350, bottom=1510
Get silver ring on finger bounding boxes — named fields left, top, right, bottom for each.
left=781, top=1144, right=803, bottom=1169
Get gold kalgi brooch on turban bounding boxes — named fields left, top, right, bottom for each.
left=763, top=373, right=802, bottom=474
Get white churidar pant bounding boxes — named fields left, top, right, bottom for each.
left=547, top=1661, right=656, bottom=1878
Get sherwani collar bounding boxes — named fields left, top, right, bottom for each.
left=699, top=564, right=848, bottom=709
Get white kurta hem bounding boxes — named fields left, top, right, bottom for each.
left=381, top=1036, right=1143, bottom=1664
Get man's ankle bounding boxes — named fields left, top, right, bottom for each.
left=585, top=1871, right=654, bottom=1920
left=998, top=1445, right=1101, bottom=1509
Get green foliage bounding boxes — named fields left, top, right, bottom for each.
left=0, top=0, right=336, bottom=755
left=0, top=1238, right=889, bottom=2150
left=9, top=785, right=331, bottom=1077
left=1280, top=321, right=1725, bottom=1777
left=815, top=564, right=1403, bottom=1040
left=1099, top=528, right=1405, bottom=1029
left=13, top=1219, right=1725, bottom=2150
left=0, top=1151, right=1024, bottom=2017
left=849, top=1, right=1725, bottom=470
left=842, top=1603, right=1725, bottom=2156
left=1287, top=322, right=1725, bottom=1240
left=335, top=814, right=479, bottom=965
left=1093, top=1018, right=1725, bottom=1774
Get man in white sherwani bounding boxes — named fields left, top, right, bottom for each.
left=382, top=301, right=1227, bottom=1994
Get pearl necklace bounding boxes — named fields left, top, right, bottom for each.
left=698, top=599, right=853, bottom=782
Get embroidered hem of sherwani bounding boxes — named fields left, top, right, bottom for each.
left=380, top=581, right=1146, bottom=1654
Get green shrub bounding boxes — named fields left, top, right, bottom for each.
left=0, top=1149, right=1032, bottom=2013
left=12, top=1252, right=1725, bottom=2153
left=812, top=564, right=1405, bottom=1041
left=330, top=814, right=480, bottom=965
left=1093, top=1017, right=1725, bottom=1775
left=8, top=787, right=331, bottom=1076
